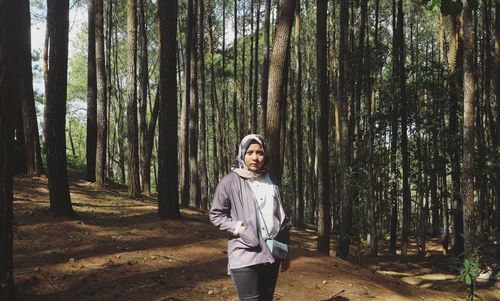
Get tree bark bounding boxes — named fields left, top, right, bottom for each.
left=397, top=0, right=410, bottom=257
left=138, top=0, right=150, bottom=195
left=462, top=0, right=477, bottom=258
left=126, top=0, right=141, bottom=199
left=494, top=0, right=500, bottom=259
left=45, top=0, right=75, bottom=217
left=265, top=0, right=296, bottom=176
left=188, top=0, right=200, bottom=208
left=316, top=0, right=330, bottom=255
left=261, top=0, right=271, bottom=133
left=95, top=0, right=107, bottom=189
left=336, top=0, right=352, bottom=259
left=20, top=0, right=43, bottom=177
left=87, top=0, right=97, bottom=182
left=157, top=0, right=181, bottom=219
left=0, top=1, right=21, bottom=297
left=293, top=0, right=304, bottom=229
left=199, top=0, right=209, bottom=210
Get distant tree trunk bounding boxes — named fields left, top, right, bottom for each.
left=106, top=0, right=113, bottom=180
left=199, top=0, right=208, bottom=210
left=114, top=26, right=126, bottom=184
left=126, top=0, right=141, bottom=199
left=265, top=0, right=296, bottom=176
left=233, top=0, right=239, bottom=143
left=180, top=0, right=193, bottom=207
left=20, top=0, right=43, bottom=177
left=367, top=0, right=377, bottom=257
left=494, top=0, right=500, bottom=258
left=188, top=0, right=200, bottom=208
left=316, top=0, right=330, bottom=255
left=389, top=0, right=399, bottom=255
left=293, top=0, right=304, bottom=229
left=144, top=88, right=159, bottom=195
left=397, top=0, right=410, bottom=257
left=261, top=0, right=271, bottom=133
left=45, top=0, right=75, bottom=217
left=138, top=0, right=150, bottom=194
left=158, top=0, right=181, bottom=219
left=207, top=1, right=221, bottom=183
left=95, top=0, right=107, bottom=189
left=336, top=0, right=352, bottom=259
left=462, top=0, right=477, bottom=258
left=251, top=0, right=260, bottom=133
left=0, top=2, right=21, bottom=297
left=449, top=12, right=464, bottom=257
left=87, top=0, right=97, bottom=182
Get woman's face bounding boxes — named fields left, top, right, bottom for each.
left=244, top=142, right=264, bottom=172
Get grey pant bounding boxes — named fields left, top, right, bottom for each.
left=230, top=261, right=281, bottom=301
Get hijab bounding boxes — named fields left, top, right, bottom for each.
left=232, top=134, right=267, bottom=179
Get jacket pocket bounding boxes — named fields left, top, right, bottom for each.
left=237, top=224, right=260, bottom=247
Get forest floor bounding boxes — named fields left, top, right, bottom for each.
left=12, top=173, right=500, bottom=301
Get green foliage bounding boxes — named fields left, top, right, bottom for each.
left=458, top=257, right=483, bottom=301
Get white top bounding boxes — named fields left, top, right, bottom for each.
left=247, top=173, right=279, bottom=240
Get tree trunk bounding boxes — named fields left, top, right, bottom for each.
left=138, top=0, right=149, bottom=194
left=0, top=1, right=21, bottom=297
left=396, top=0, right=410, bottom=257
left=45, top=0, right=75, bottom=217
left=494, top=0, right=500, bottom=259
left=157, top=0, right=181, bottom=219
left=95, top=0, right=107, bottom=189
left=188, top=0, right=199, bottom=208
left=449, top=12, right=465, bottom=257
left=233, top=0, right=239, bottom=143
left=336, top=0, right=352, bottom=259
left=126, top=0, right=141, bottom=199
left=87, top=0, right=97, bottom=182
left=462, top=0, right=477, bottom=258
left=20, top=0, right=43, bottom=177
left=199, top=0, right=208, bottom=210
left=293, top=0, right=304, bottom=229
left=261, top=0, right=271, bottom=133
left=389, top=0, right=399, bottom=255
left=180, top=0, right=192, bottom=207
left=265, top=0, right=296, bottom=176
left=316, top=0, right=330, bottom=255
left=106, top=0, right=113, bottom=180
left=252, top=0, right=260, bottom=133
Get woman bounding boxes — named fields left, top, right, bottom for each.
left=210, top=134, right=290, bottom=301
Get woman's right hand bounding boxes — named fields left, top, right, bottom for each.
left=237, top=225, right=246, bottom=235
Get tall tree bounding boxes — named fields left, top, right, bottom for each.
left=293, top=0, right=304, bottom=229
left=157, top=0, right=181, bottom=219
left=462, top=0, right=477, bottom=258
left=188, top=0, right=200, bottom=208
left=0, top=1, right=21, bottom=297
left=495, top=0, right=500, bottom=258
left=180, top=0, right=193, bottom=207
left=316, top=0, right=330, bottom=254
left=449, top=8, right=465, bottom=257
left=126, top=0, right=141, bottom=198
left=233, top=0, right=239, bottom=142
left=336, top=0, right=352, bottom=259
left=20, top=0, right=43, bottom=177
left=45, top=0, right=75, bottom=217
left=252, top=0, right=260, bottom=133
left=138, top=0, right=150, bottom=194
left=265, top=0, right=296, bottom=176
left=87, top=0, right=97, bottom=182
left=398, top=0, right=411, bottom=257
left=261, top=0, right=271, bottom=133
left=199, top=0, right=209, bottom=210
left=95, top=0, right=107, bottom=189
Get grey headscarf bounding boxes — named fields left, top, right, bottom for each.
left=232, top=134, right=267, bottom=179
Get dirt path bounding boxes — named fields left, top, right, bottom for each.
left=12, top=175, right=500, bottom=301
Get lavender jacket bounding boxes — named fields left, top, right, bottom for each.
left=209, top=171, right=290, bottom=271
